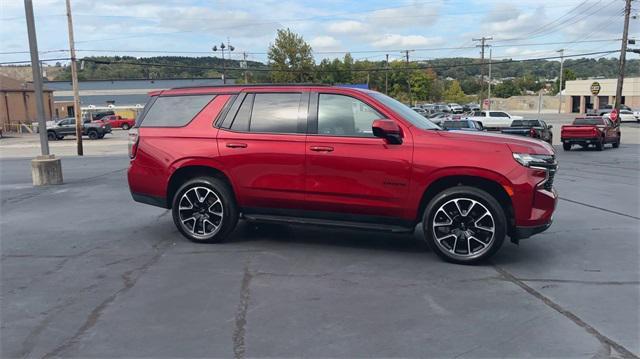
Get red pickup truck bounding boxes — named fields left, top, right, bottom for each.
left=100, top=115, right=135, bottom=130
left=561, top=117, right=620, bottom=151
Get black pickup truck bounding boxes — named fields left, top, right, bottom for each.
left=500, top=119, right=553, bottom=144
left=46, top=117, right=112, bottom=140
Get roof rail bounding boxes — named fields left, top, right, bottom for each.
left=170, top=83, right=332, bottom=90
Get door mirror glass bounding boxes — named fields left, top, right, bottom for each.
left=547, top=125, right=552, bottom=129
left=372, top=119, right=403, bottom=144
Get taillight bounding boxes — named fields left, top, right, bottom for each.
left=128, top=128, right=139, bottom=159
left=530, top=128, right=537, bottom=137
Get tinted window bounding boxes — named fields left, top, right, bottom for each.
left=317, top=94, right=382, bottom=137
left=443, top=121, right=470, bottom=129
left=511, top=120, right=540, bottom=127
left=249, top=93, right=301, bottom=133
left=490, top=111, right=510, bottom=117
left=230, top=94, right=254, bottom=132
left=473, top=111, right=484, bottom=116
left=140, top=95, right=214, bottom=127
left=574, top=118, right=604, bottom=125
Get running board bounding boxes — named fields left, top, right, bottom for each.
left=242, top=214, right=414, bottom=233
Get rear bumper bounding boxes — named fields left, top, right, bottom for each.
left=131, top=191, right=168, bottom=208
left=561, top=137, right=598, bottom=144
left=512, top=220, right=552, bottom=240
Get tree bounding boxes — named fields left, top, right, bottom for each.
left=443, top=80, right=466, bottom=103
left=553, top=68, right=577, bottom=94
left=493, top=80, right=521, bottom=98
left=268, top=28, right=314, bottom=83
left=409, top=69, right=436, bottom=101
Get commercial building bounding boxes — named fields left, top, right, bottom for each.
left=0, top=75, right=54, bottom=131
left=563, top=77, right=640, bottom=113
left=47, top=78, right=229, bottom=118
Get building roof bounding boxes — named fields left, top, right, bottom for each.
left=0, top=75, right=53, bottom=92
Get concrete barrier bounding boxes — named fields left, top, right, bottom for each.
left=31, top=155, right=63, bottom=186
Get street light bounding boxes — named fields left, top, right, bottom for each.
left=212, top=41, right=234, bottom=84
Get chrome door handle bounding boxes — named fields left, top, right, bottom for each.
left=310, top=146, right=334, bottom=152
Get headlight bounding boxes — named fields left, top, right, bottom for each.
left=512, top=153, right=555, bottom=168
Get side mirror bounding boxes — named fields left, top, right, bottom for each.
left=372, top=119, right=403, bottom=145
left=547, top=125, right=553, bottom=129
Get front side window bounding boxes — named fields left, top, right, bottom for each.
left=249, top=93, right=301, bottom=133
left=140, top=95, right=215, bottom=127
left=317, top=94, right=382, bottom=137
left=490, top=111, right=509, bottom=118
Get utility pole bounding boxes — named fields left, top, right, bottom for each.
left=385, top=54, right=389, bottom=94
left=488, top=48, right=492, bottom=110
left=242, top=52, right=248, bottom=83
left=24, top=0, right=49, bottom=156
left=25, top=0, right=63, bottom=186
left=614, top=0, right=632, bottom=110
left=401, top=50, right=414, bottom=104
left=557, top=49, right=564, bottom=114
left=65, top=0, right=83, bottom=155
left=473, top=36, right=492, bottom=109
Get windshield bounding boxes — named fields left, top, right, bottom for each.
left=369, top=92, right=440, bottom=130
left=574, top=118, right=604, bottom=125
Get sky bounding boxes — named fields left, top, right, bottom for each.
left=0, top=0, right=638, bottom=65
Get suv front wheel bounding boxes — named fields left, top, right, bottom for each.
left=172, top=177, right=238, bottom=243
left=423, top=186, right=506, bottom=264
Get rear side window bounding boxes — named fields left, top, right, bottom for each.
left=139, top=95, right=214, bottom=127
left=249, top=93, right=301, bottom=133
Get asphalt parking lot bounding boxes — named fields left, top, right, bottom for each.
left=1, top=124, right=639, bottom=357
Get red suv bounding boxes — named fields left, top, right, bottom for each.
left=128, top=85, right=557, bottom=264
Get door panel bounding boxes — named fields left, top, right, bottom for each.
left=304, top=92, right=413, bottom=218
left=305, top=136, right=413, bottom=218
left=218, top=130, right=306, bottom=209
left=216, top=92, right=308, bottom=210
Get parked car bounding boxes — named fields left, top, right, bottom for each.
left=500, top=119, right=553, bottom=144
left=47, top=117, right=112, bottom=140
left=448, top=103, right=464, bottom=114
left=426, top=112, right=450, bottom=125
left=561, top=117, right=620, bottom=151
left=90, top=111, right=115, bottom=121
left=588, top=104, right=633, bottom=116
left=411, top=107, right=428, bottom=116
left=467, top=110, right=524, bottom=130
left=441, top=119, right=485, bottom=131
left=463, top=103, right=481, bottom=112
left=433, top=104, right=451, bottom=113
left=602, top=110, right=637, bottom=123
left=100, top=115, right=135, bottom=129
left=128, top=85, right=557, bottom=264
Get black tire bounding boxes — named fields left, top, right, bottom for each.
left=612, top=139, right=620, bottom=148
left=422, top=186, right=506, bottom=265
left=122, top=123, right=130, bottom=130
left=56, top=135, right=64, bottom=140
left=595, top=138, right=604, bottom=151
left=98, top=133, right=105, bottom=139
left=172, top=177, right=239, bottom=244
left=47, top=131, right=57, bottom=140
left=562, top=142, right=571, bottom=151
left=88, top=130, right=98, bottom=140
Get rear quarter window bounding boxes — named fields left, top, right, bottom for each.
left=139, top=95, right=215, bottom=127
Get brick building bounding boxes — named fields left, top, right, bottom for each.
left=0, top=75, right=54, bottom=130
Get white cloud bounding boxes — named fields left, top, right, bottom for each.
left=310, top=35, right=341, bottom=51
left=327, top=20, right=368, bottom=35
left=371, top=34, right=444, bottom=48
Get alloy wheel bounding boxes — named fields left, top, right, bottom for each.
left=178, top=186, right=224, bottom=240
left=432, top=198, right=495, bottom=260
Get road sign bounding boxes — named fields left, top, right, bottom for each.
left=590, top=82, right=601, bottom=95
left=610, top=108, right=619, bottom=123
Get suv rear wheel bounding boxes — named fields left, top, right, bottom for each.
left=172, top=177, right=238, bottom=243
left=423, top=186, right=506, bottom=264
